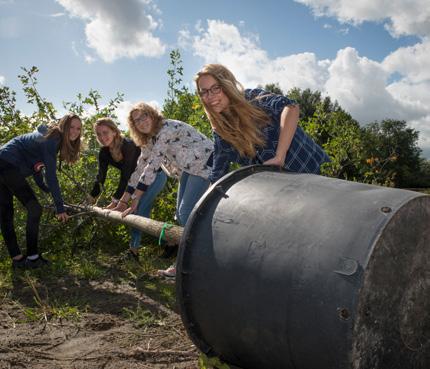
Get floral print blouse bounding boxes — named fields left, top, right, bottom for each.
left=127, top=119, right=213, bottom=193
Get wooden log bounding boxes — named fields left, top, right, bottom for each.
left=69, top=205, right=183, bottom=245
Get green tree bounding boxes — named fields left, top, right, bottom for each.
left=301, top=103, right=364, bottom=180
left=162, top=49, right=211, bottom=136
left=262, top=82, right=284, bottom=95
left=362, top=119, right=421, bottom=187
left=288, top=87, right=342, bottom=122
left=263, top=85, right=428, bottom=187
left=415, top=159, right=430, bottom=187
left=163, top=49, right=193, bottom=122
left=0, top=85, right=28, bottom=143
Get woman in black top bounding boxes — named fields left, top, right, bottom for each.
left=89, top=118, right=167, bottom=259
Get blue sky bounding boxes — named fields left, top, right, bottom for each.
left=1, top=0, right=429, bottom=157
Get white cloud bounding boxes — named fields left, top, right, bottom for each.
left=386, top=78, right=430, bottom=156
left=0, top=75, right=5, bottom=85
left=325, top=47, right=427, bottom=123
left=387, top=79, right=430, bottom=109
left=84, top=53, right=96, bottom=64
left=294, top=0, right=430, bottom=38
left=383, top=39, right=430, bottom=83
left=56, top=0, right=166, bottom=62
left=190, top=19, right=430, bottom=156
left=192, top=20, right=329, bottom=92
left=115, top=101, right=134, bottom=130
left=177, top=29, right=191, bottom=49
left=71, top=41, right=79, bottom=57
left=410, top=115, right=430, bottom=157
left=71, top=40, right=96, bottom=63
left=290, top=1, right=430, bottom=155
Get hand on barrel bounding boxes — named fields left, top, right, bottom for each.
left=263, top=156, right=284, bottom=167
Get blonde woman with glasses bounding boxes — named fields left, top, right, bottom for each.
left=195, top=64, right=330, bottom=183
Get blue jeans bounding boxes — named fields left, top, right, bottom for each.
left=130, top=170, right=167, bottom=249
left=176, top=172, right=210, bottom=226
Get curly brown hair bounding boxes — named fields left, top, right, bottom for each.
left=127, top=102, right=164, bottom=147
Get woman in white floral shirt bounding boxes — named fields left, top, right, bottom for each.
left=115, top=102, right=213, bottom=276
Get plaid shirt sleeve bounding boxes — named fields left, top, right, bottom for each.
left=209, top=131, right=253, bottom=183
left=246, top=88, right=330, bottom=173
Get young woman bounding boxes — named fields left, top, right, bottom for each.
left=89, top=118, right=167, bottom=260
left=0, top=114, right=82, bottom=269
left=115, top=102, right=214, bottom=277
left=195, top=64, right=330, bottom=183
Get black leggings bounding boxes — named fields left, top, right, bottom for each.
left=0, top=159, right=42, bottom=258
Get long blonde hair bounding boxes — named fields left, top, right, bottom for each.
left=94, top=118, right=123, bottom=162
left=127, top=102, right=164, bottom=147
left=45, top=113, right=82, bottom=164
left=195, top=64, right=269, bottom=158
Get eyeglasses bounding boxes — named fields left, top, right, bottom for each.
left=133, top=112, right=149, bottom=124
left=198, top=84, right=222, bottom=99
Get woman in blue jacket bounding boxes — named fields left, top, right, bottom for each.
left=0, top=114, right=82, bottom=269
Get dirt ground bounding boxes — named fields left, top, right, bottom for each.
left=0, top=273, right=200, bottom=369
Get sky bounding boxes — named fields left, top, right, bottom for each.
left=1, top=0, right=430, bottom=158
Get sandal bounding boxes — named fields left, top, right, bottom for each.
left=157, top=264, right=176, bottom=278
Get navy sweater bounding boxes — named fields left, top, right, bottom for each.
left=0, top=125, right=65, bottom=213
left=90, top=138, right=141, bottom=200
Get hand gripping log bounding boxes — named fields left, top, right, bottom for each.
left=67, top=205, right=183, bottom=246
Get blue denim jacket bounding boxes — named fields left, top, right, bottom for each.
left=209, top=88, right=330, bottom=183
left=0, top=125, right=65, bottom=213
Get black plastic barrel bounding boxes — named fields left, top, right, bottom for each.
left=176, top=165, right=429, bottom=369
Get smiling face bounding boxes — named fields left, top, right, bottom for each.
left=68, top=118, right=82, bottom=142
left=197, top=74, right=230, bottom=114
left=95, top=124, right=117, bottom=147
left=131, top=110, right=153, bottom=134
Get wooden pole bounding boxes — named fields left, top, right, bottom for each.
left=68, top=205, right=183, bottom=245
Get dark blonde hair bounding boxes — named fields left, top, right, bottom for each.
left=45, top=113, right=82, bottom=163
left=94, top=118, right=123, bottom=162
left=127, top=102, right=164, bottom=147
left=195, top=64, right=269, bottom=158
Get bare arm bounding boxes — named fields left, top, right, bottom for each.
left=263, top=104, right=300, bottom=166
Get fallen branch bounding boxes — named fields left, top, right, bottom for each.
left=65, top=204, right=183, bottom=246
